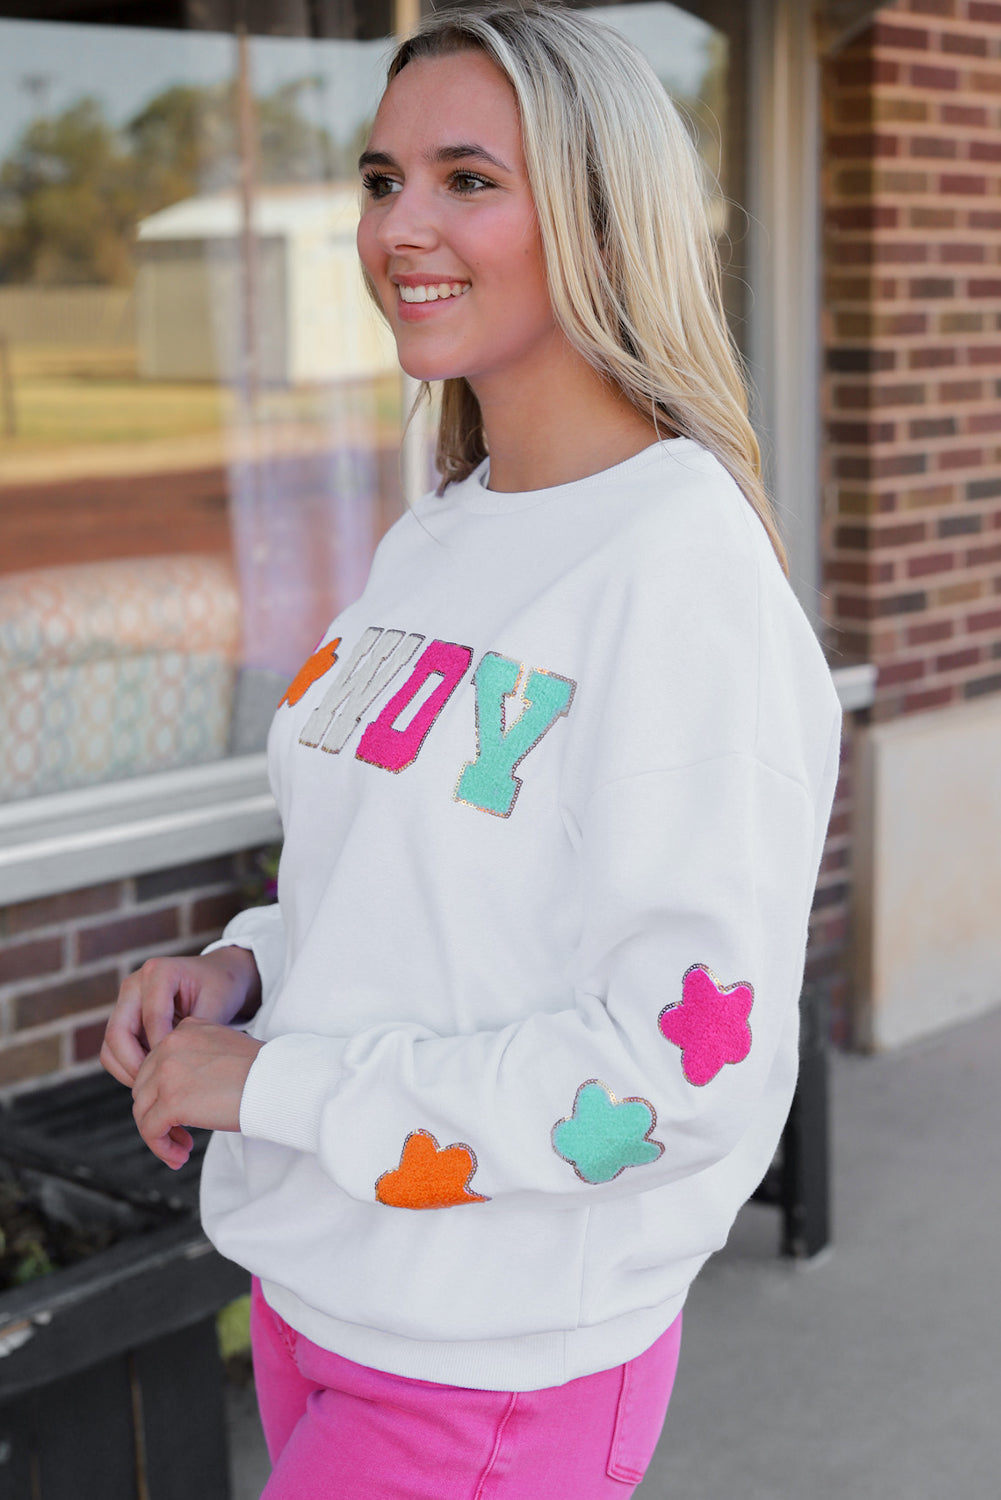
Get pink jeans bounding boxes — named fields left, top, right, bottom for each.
left=250, top=1280, right=681, bottom=1499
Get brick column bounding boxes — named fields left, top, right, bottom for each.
left=823, top=0, right=1001, bottom=720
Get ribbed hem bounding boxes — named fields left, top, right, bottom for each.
left=239, top=1033, right=344, bottom=1154
left=259, top=1279, right=687, bottom=1393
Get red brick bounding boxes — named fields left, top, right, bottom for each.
left=940, top=513, right=983, bottom=536
left=834, top=594, right=877, bottom=620
left=904, top=685, right=955, bottom=710
left=13, top=969, right=118, bottom=1030
left=968, top=606, right=1001, bottom=631
left=873, top=21, right=930, bottom=46
left=0, top=1036, right=62, bottom=1088
left=827, top=559, right=897, bottom=584
left=968, top=411, right=1001, bottom=433
left=939, top=243, right=986, bottom=262
left=967, top=541, right=1001, bottom=565
left=910, top=64, right=959, bottom=88
left=909, top=135, right=958, bottom=158
left=135, top=856, right=239, bottom=903
left=910, top=416, right=957, bottom=439
left=940, top=172, right=988, bottom=193
left=940, top=311, right=984, bottom=333
left=907, top=550, right=956, bottom=576
left=881, top=312, right=929, bottom=335
left=834, top=387, right=874, bottom=411
left=76, top=908, right=179, bottom=964
left=190, top=892, right=246, bottom=935
left=941, top=103, right=988, bottom=124
left=829, top=420, right=897, bottom=444
left=0, top=937, right=64, bottom=986
left=940, top=379, right=983, bottom=400
left=939, top=447, right=985, bottom=469
left=2, top=884, right=120, bottom=939
left=907, top=618, right=954, bottom=644
left=967, top=478, right=1001, bottom=500
left=964, top=670, right=1001, bottom=696
left=969, top=344, right=1001, bottom=363
left=969, top=139, right=1001, bottom=162
left=969, top=1, right=1001, bottom=20
left=876, top=452, right=930, bottom=479
left=941, top=31, right=989, bottom=55
left=968, top=278, right=1001, bottom=297
left=910, top=206, right=958, bottom=227
left=909, top=276, right=955, bottom=296
left=910, top=346, right=958, bottom=368
left=73, top=1021, right=108, bottom=1064
left=937, top=646, right=981, bottom=670
left=828, top=205, right=899, bottom=231
left=877, top=242, right=930, bottom=264
left=833, top=56, right=900, bottom=87
left=879, top=658, right=927, bottom=685
left=828, top=132, right=899, bottom=158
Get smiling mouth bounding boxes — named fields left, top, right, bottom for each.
left=398, top=282, right=470, bottom=304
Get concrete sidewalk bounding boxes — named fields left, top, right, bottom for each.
left=227, top=1005, right=1001, bottom=1499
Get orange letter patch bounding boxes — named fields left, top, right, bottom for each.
left=375, top=1130, right=489, bottom=1209
left=279, top=638, right=341, bottom=708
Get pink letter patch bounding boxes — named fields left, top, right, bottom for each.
left=658, top=964, right=754, bottom=1086
left=356, top=640, right=473, bottom=773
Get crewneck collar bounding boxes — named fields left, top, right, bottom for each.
left=443, top=437, right=699, bottom=515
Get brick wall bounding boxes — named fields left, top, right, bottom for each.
left=0, top=853, right=264, bottom=1095
left=823, top=0, right=1001, bottom=720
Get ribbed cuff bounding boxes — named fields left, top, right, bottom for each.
left=239, top=1033, right=345, bottom=1154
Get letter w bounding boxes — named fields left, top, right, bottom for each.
left=455, top=653, right=576, bottom=817
left=299, top=627, right=424, bottom=754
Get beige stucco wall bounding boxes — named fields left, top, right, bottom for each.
left=853, top=695, right=1001, bottom=1049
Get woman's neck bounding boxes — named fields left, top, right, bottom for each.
left=471, top=334, right=661, bottom=494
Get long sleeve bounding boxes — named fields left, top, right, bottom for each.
left=203, top=901, right=287, bottom=1009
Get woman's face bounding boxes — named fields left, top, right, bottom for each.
left=357, top=50, right=557, bottom=392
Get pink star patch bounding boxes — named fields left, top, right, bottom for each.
left=658, top=964, right=754, bottom=1086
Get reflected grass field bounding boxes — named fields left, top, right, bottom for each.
left=0, top=345, right=405, bottom=454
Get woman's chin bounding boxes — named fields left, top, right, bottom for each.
left=396, top=354, right=465, bottom=385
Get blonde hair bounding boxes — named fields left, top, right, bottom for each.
left=381, top=2, right=786, bottom=570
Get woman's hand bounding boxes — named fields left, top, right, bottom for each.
left=101, top=947, right=262, bottom=1090
left=131, top=1017, right=265, bottom=1170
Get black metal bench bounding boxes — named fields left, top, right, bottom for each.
left=0, top=1073, right=248, bottom=1500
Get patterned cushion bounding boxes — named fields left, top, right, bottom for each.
left=0, top=556, right=240, bottom=801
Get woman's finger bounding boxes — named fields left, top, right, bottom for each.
left=138, top=958, right=187, bottom=1052
left=101, top=975, right=148, bottom=1086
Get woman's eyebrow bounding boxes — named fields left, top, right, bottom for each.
left=358, top=144, right=513, bottom=173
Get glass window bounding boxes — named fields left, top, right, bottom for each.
left=0, top=10, right=405, bottom=803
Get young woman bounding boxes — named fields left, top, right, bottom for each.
left=102, top=6, right=841, bottom=1496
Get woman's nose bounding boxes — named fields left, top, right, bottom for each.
left=375, top=186, right=438, bottom=254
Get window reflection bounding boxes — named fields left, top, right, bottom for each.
left=0, top=17, right=399, bottom=799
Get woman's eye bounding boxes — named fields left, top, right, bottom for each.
left=450, top=172, right=491, bottom=195
left=362, top=172, right=400, bottom=200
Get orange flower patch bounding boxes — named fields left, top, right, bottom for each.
left=375, top=1130, right=489, bottom=1209
left=279, top=638, right=341, bottom=708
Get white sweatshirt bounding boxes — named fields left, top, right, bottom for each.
left=200, top=438, right=841, bottom=1392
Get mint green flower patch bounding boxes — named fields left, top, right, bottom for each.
left=552, top=1080, right=664, bottom=1185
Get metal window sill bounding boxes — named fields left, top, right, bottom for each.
left=0, top=755, right=280, bottom=907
